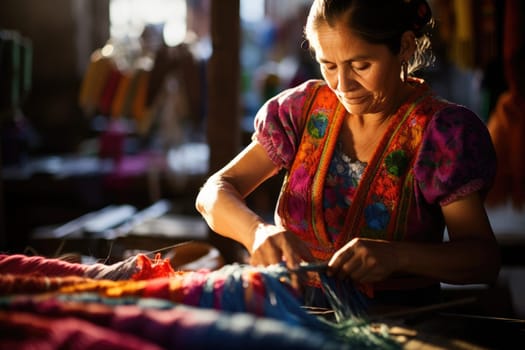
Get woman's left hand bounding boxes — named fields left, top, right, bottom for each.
left=327, top=238, right=399, bottom=283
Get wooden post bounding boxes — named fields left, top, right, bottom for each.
left=206, top=0, right=245, bottom=263
left=0, top=149, right=5, bottom=251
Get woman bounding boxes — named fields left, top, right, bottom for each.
left=196, top=0, right=500, bottom=306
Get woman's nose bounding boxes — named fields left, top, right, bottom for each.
left=337, top=68, right=357, bottom=92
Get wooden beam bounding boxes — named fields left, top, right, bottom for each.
left=206, top=0, right=245, bottom=263
left=0, top=148, right=5, bottom=251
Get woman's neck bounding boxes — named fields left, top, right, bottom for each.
left=352, top=82, right=415, bottom=129
left=341, top=82, right=415, bottom=162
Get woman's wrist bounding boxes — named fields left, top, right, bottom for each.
left=250, top=222, right=286, bottom=254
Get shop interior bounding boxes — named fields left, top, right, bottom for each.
left=1, top=0, right=524, bottom=347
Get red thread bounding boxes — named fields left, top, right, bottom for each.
left=131, top=253, right=176, bottom=280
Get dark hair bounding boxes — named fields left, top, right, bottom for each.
left=304, top=0, right=434, bottom=74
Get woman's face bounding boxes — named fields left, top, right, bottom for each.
left=310, top=21, right=404, bottom=117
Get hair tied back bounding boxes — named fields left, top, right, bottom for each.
left=405, top=0, right=432, bottom=33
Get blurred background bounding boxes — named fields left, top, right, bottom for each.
left=0, top=0, right=523, bottom=316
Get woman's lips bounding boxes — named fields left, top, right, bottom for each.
left=340, top=94, right=367, bottom=104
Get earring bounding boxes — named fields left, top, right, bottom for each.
left=401, top=61, right=409, bottom=83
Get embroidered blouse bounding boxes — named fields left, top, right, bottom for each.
left=252, top=79, right=496, bottom=291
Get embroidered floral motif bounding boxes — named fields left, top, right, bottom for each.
left=364, top=202, right=390, bottom=230
left=385, top=149, right=409, bottom=177
left=323, top=146, right=367, bottom=238
left=307, top=113, right=328, bottom=139
left=287, top=165, right=310, bottom=229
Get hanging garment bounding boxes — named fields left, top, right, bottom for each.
left=486, top=0, right=525, bottom=209
left=79, top=49, right=114, bottom=116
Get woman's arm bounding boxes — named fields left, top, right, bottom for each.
left=196, top=141, right=315, bottom=267
left=328, top=192, right=501, bottom=285
left=397, top=191, right=500, bottom=284
left=195, top=141, right=279, bottom=252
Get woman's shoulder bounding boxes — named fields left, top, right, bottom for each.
left=291, top=78, right=327, bottom=91
left=415, top=95, right=496, bottom=205
left=420, top=95, right=493, bottom=154
left=428, top=97, right=489, bottom=133
left=272, top=79, right=327, bottom=102
left=259, top=79, right=329, bottom=121
left=252, top=80, right=329, bottom=168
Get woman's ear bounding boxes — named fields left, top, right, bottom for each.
left=399, top=31, right=416, bottom=61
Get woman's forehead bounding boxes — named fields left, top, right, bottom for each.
left=310, top=23, right=389, bottom=61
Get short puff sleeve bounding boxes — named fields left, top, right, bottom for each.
left=414, top=105, right=497, bottom=206
left=252, top=80, right=323, bottom=169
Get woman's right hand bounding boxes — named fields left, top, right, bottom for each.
left=249, top=223, right=314, bottom=269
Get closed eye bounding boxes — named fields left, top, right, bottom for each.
left=322, top=63, right=337, bottom=71
left=353, top=62, right=370, bottom=71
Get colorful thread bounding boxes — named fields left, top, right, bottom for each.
left=0, top=253, right=400, bottom=349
